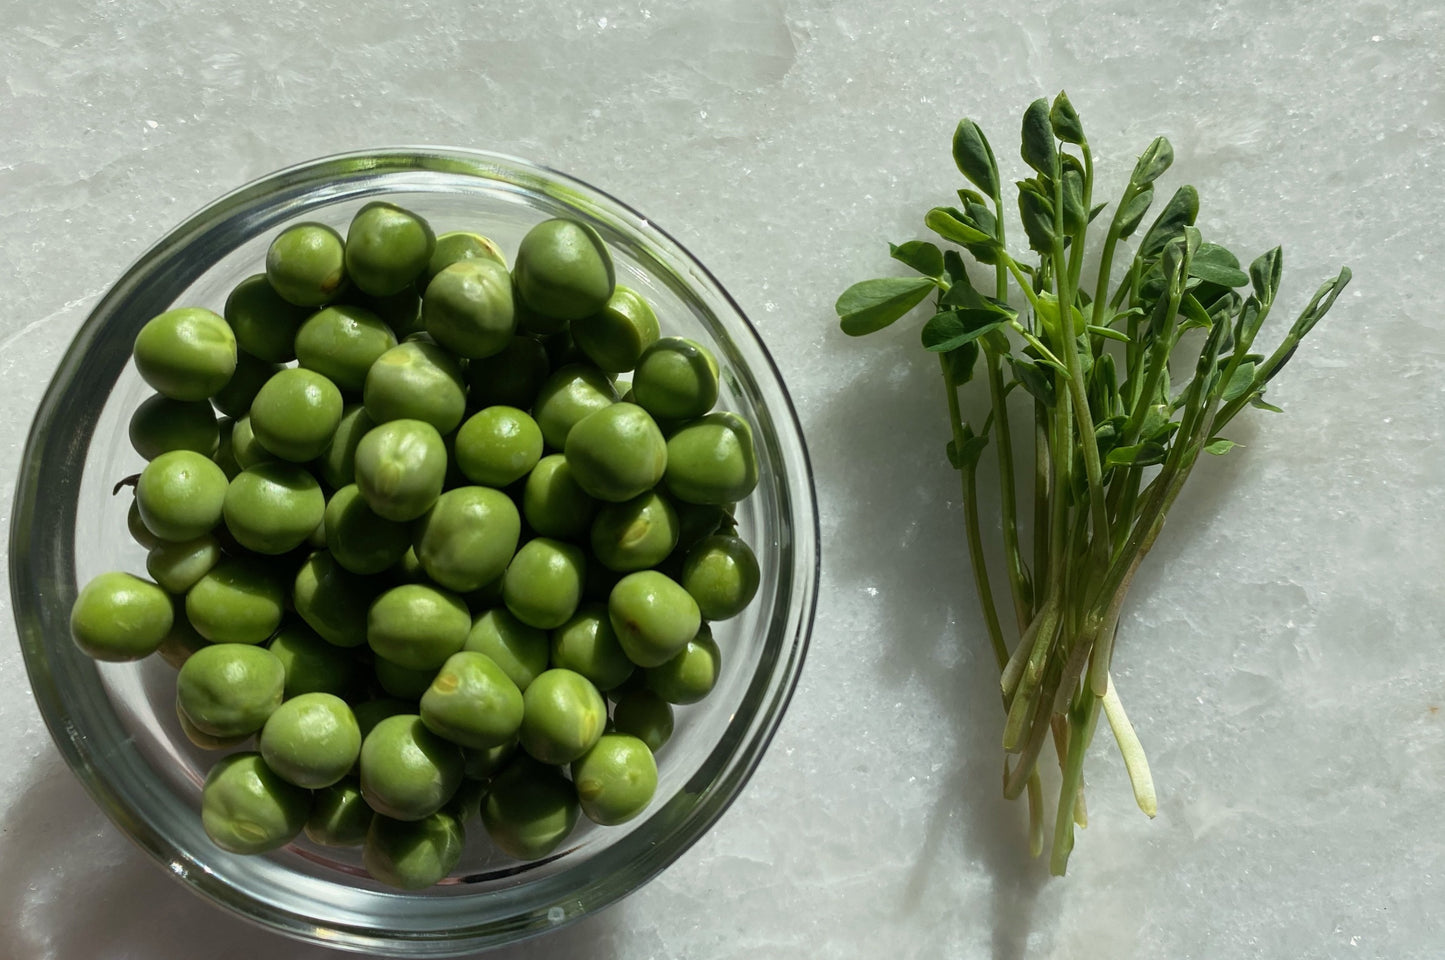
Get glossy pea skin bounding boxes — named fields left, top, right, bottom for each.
left=420, top=651, right=524, bottom=750
left=348, top=285, right=424, bottom=339
left=223, top=273, right=311, bottom=363
left=364, top=810, right=464, bottom=890
left=345, top=202, right=436, bottom=297
left=359, top=714, right=464, bottom=821
left=645, top=623, right=721, bottom=705
left=211, top=352, right=283, bottom=420
left=186, top=556, right=286, bottom=644
left=223, top=462, right=326, bottom=555
left=323, top=483, right=411, bottom=575
left=427, top=231, right=506, bottom=284
left=466, top=335, right=550, bottom=410
left=610, top=688, right=674, bottom=753
left=412, top=486, right=521, bottom=593
left=363, top=340, right=467, bottom=435
left=663, top=411, right=759, bottom=506
left=375, top=656, right=436, bottom=700
left=212, top=418, right=240, bottom=480
left=479, top=755, right=579, bottom=860
left=564, top=403, right=667, bottom=503
left=293, top=551, right=373, bottom=648
left=353, top=419, right=448, bottom=522
left=463, top=739, right=518, bottom=780
left=632, top=337, right=720, bottom=421
left=135, top=450, right=229, bottom=542
left=231, top=415, right=276, bottom=470
left=571, top=733, right=658, bottom=826
left=423, top=259, right=515, bottom=359
left=133, top=307, right=238, bottom=402
left=367, top=583, right=471, bottom=671
left=266, top=222, right=347, bottom=307
left=260, top=692, right=362, bottom=789
left=316, top=404, right=376, bottom=489
left=549, top=603, right=634, bottom=692
left=201, top=752, right=311, bottom=855
left=268, top=622, right=358, bottom=699
left=502, top=538, right=586, bottom=630
left=589, top=491, right=678, bottom=574
left=681, top=533, right=761, bottom=620
left=454, top=406, right=543, bottom=488
left=146, top=533, right=222, bottom=594
left=248, top=367, right=344, bottom=463
left=306, top=777, right=373, bottom=847
left=532, top=364, right=619, bottom=451
left=608, top=570, right=701, bottom=668
left=464, top=608, right=550, bottom=693
left=177, top=643, right=285, bottom=737
left=128, top=394, right=219, bottom=460
left=70, top=572, right=173, bottom=662
left=156, top=608, right=211, bottom=669
left=178, top=701, right=252, bottom=751
left=512, top=218, right=615, bottom=322
left=294, top=305, right=398, bottom=393
left=570, top=285, right=660, bottom=374
left=518, top=668, right=606, bottom=765
left=127, top=497, right=161, bottom=550
left=521, top=454, right=595, bottom=541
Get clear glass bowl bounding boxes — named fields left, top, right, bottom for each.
left=9, top=148, right=818, bottom=955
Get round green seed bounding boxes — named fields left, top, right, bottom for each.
left=363, top=340, right=467, bottom=435
left=222, top=462, right=326, bottom=555
left=345, top=201, right=436, bottom=297
left=201, top=752, right=311, bottom=854
left=364, top=810, right=463, bottom=890
left=128, top=394, right=219, bottom=460
left=571, top=286, right=660, bottom=374
left=359, top=714, right=464, bottom=821
left=423, top=259, right=516, bottom=359
left=260, top=692, right=362, bottom=789
left=186, top=556, right=286, bottom=645
left=133, top=307, right=238, bottom=402
left=70, top=571, right=173, bottom=662
left=479, top=755, right=579, bottom=860
left=266, top=222, right=348, bottom=307
left=177, top=643, right=285, bottom=737
left=248, top=367, right=344, bottom=463
left=463, top=608, right=550, bottom=693
left=223, top=273, right=311, bottom=363
left=367, top=583, right=471, bottom=671
left=571, top=733, right=658, bottom=826
left=420, top=651, right=524, bottom=750
left=294, top=304, right=399, bottom=393
left=135, top=450, right=229, bottom=542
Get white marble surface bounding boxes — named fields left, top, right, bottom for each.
left=3, top=1, right=1443, bottom=957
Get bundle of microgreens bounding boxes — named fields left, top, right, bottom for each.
left=835, top=93, right=1349, bottom=874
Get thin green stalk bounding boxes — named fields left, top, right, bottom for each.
left=1050, top=686, right=1101, bottom=875
left=1101, top=672, right=1156, bottom=817
left=1090, top=183, right=1138, bottom=332
left=1031, top=400, right=1051, bottom=616
left=985, top=355, right=1029, bottom=630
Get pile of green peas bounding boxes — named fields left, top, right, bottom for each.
left=69, top=202, right=764, bottom=890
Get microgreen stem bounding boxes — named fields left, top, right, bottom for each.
left=1101, top=672, right=1156, bottom=817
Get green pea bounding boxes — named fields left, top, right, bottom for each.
left=145, top=534, right=222, bottom=594
left=133, top=307, right=238, bottom=402
left=571, top=286, right=660, bottom=374
left=571, top=733, right=657, bottom=826
left=368, top=583, right=471, bottom=671
left=306, top=777, right=373, bottom=847
left=394, top=545, right=427, bottom=584
left=135, top=449, right=229, bottom=542
left=353, top=418, right=448, bottom=522
left=316, top=404, right=376, bottom=489
left=186, top=557, right=286, bottom=644
left=260, top=692, right=362, bottom=789
left=427, top=231, right=506, bottom=283
left=364, top=810, right=463, bottom=890
left=632, top=337, right=720, bottom=421
left=593, top=495, right=677, bottom=577
left=412, top=486, right=521, bottom=593
left=359, top=714, right=464, bottom=821
left=347, top=285, right=424, bottom=340
left=345, top=202, right=435, bottom=297
left=463, top=607, right=549, bottom=693
left=672, top=500, right=731, bottom=555
left=231, top=415, right=276, bottom=470
left=645, top=624, right=721, bottom=705
left=512, top=218, right=615, bottom=322
left=248, top=368, right=344, bottom=463
left=128, top=393, right=219, bottom=460
left=157, top=607, right=210, bottom=669
left=518, top=668, right=606, bottom=764
left=533, top=364, right=619, bottom=450
left=266, top=222, right=347, bottom=307
left=502, top=538, right=585, bottom=630
left=70, top=571, right=173, bottom=662
left=550, top=603, right=634, bottom=691
left=374, top=656, right=437, bottom=701
left=479, top=755, right=579, bottom=860
left=323, top=484, right=410, bottom=575
left=268, top=622, right=358, bottom=698
left=212, top=418, right=240, bottom=479
left=223, top=273, right=311, bottom=363
left=223, top=462, right=326, bottom=554
left=663, top=411, right=759, bottom=505
left=177, top=643, right=285, bottom=737
left=466, top=335, right=550, bottom=410
left=563, top=403, right=668, bottom=504
left=294, top=304, right=399, bottom=393
left=681, top=534, right=761, bottom=620
left=127, top=497, right=161, bottom=549
left=423, top=259, right=516, bottom=359
left=210, top=351, right=283, bottom=420
left=293, top=551, right=373, bottom=648
left=363, top=340, right=467, bottom=434
left=463, top=739, right=518, bottom=780
left=521, top=454, right=596, bottom=540
left=610, top=688, right=674, bottom=753
left=354, top=698, right=414, bottom=740
left=201, top=752, right=311, bottom=855
left=454, top=406, right=543, bottom=488
left=608, top=570, right=700, bottom=668
left=178, top=701, right=252, bottom=750
left=445, top=776, right=488, bottom=824
left=420, top=651, right=524, bottom=750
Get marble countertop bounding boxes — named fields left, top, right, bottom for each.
left=4, top=1, right=1442, bottom=957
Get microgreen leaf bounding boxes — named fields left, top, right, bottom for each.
left=1087, top=324, right=1131, bottom=343
left=1251, top=396, right=1284, bottom=413
left=952, top=119, right=1000, bottom=198
left=925, top=207, right=995, bottom=247
left=1249, top=247, right=1283, bottom=303
left=1017, top=183, right=1055, bottom=253
left=1204, top=438, right=1237, bottom=455
left=1008, top=355, right=1056, bottom=406
left=1062, top=168, right=1087, bottom=234
left=890, top=240, right=945, bottom=279
left=1289, top=266, right=1353, bottom=338
left=1190, top=243, right=1249, bottom=288
left=945, top=339, right=981, bottom=385
left=1139, top=185, right=1199, bottom=260
left=1104, top=441, right=1168, bottom=470
left=1220, top=361, right=1256, bottom=402
left=1130, top=136, right=1174, bottom=186
left=1049, top=91, right=1085, bottom=145
left=921, top=309, right=1009, bottom=353
left=836, top=277, right=937, bottom=335
left=958, top=188, right=988, bottom=208
left=946, top=423, right=990, bottom=470
left=1020, top=98, right=1058, bottom=177
left=1116, top=184, right=1154, bottom=240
